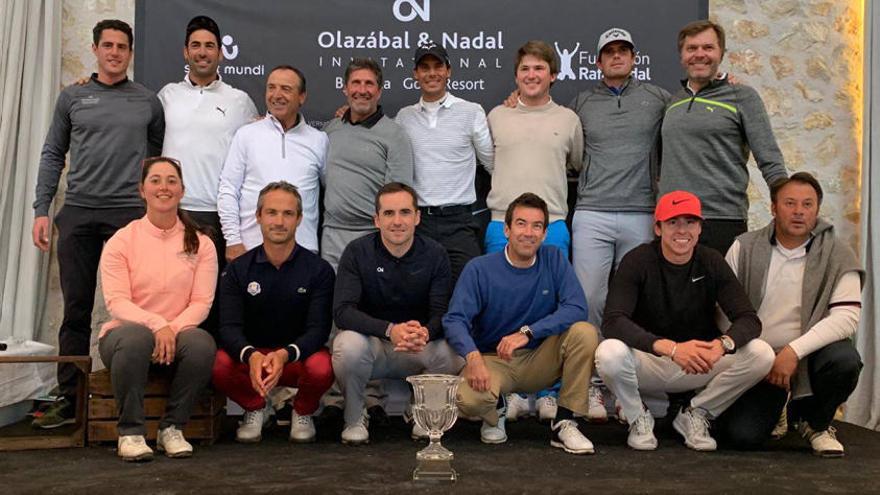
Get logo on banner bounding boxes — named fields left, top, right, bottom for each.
left=222, top=35, right=239, bottom=60
left=554, top=42, right=580, bottom=81
left=393, top=0, right=430, bottom=22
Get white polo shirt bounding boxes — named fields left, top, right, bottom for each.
left=158, top=75, right=258, bottom=211
left=217, top=114, right=328, bottom=252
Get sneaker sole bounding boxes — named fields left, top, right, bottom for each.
left=235, top=435, right=262, bottom=444
left=627, top=440, right=658, bottom=451
left=480, top=435, right=507, bottom=444
left=32, top=418, right=76, bottom=430
left=814, top=449, right=844, bottom=458
left=672, top=420, right=716, bottom=451
left=157, top=446, right=193, bottom=459
left=550, top=439, right=594, bottom=455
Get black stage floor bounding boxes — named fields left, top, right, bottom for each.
left=3, top=415, right=879, bottom=494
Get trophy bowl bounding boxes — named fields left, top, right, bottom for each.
left=406, top=373, right=462, bottom=482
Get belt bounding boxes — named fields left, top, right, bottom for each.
left=419, top=205, right=471, bottom=216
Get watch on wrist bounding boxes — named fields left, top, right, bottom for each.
left=518, top=325, right=534, bottom=339
left=718, top=335, right=735, bottom=354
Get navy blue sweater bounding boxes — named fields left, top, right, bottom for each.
left=333, top=232, right=451, bottom=341
left=218, top=244, right=334, bottom=362
left=443, top=246, right=588, bottom=357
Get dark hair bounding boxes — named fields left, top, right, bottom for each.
left=770, top=172, right=824, bottom=206
left=375, top=182, right=418, bottom=213
left=344, top=58, right=383, bottom=86
left=515, top=40, right=559, bottom=75
left=257, top=181, right=303, bottom=217
left=185, top=15, right=221, bottom=46
left=504, top=193, right=549, bottom=231
left=140, top=156, right=205, bottom=255
left=269, top=65, right=307, bottom=93
left=677, top=19, right=726, bottom=53
left=93, top=19, right=133, bottom=48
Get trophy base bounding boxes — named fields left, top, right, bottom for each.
left=413, top=460, right=457, bottom=482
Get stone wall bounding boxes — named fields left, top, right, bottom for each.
left=42, top=0, right=863, bottom=345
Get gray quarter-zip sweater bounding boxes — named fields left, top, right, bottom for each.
left=570, top=78, right=670, bottom=212
left=33, top=74, right=164, bottom=216
left=659, top=77, right=787, bottom=220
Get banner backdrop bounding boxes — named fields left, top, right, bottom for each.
left=135, top=0, right=707, bottom=127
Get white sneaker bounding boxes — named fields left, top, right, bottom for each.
left=117, top=435, right=154, bottom=462
left=673, top=407, right=717, bottom=451
left=799, top=423, right=844, bottom=458
left=480, top=402, right=508, bottom=444
left=341, top=410, right=369, bottom=445
left=506, top=394, right=530, bottom=422
left=289, top=410, right=316, bottom=443
left=587, top=386, right=608, bottom=423
left=236, top=404, right=270, bottom=443
left=536, top=395, right=557, bottom=423
left=550, top=419, right=594, bottom=455
left=627, top=410, right=658, bottom=451
left=156, top=426, right=193, bottom=458
left=771, top=404, right=789, bottom=439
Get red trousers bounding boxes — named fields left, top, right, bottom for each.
left=212, top=348, right=333, bottom=414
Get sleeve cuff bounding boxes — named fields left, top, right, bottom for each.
left=240, top=346, right=255, bottom=363
left=286, top=344, right=301, bottom=363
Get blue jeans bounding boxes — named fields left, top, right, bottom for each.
left=484, top=219, right=571, bottom=259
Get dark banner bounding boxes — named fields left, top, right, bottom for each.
left=135, top=0, right=707, bottom=126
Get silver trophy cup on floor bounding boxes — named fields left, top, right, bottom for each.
left=407, top=374, right=462, bottom=482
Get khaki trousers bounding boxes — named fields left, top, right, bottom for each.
left=457, top=322, right=598, bottom=425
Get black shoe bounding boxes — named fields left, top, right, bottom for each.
left=367, top=405, right=390, bottom=427
left=275, top=403, right=293, bottom=426
left=318, top=405, right=344, bottom=426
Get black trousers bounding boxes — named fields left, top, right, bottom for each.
left=714, top=340, right=863, bottom=449
left=698, top=219, right=748, bottom=256
left=416, top=206, right=481, bottom=285
left=54, top=205, right=143, bottom=398
left=182, top=210, right=225, bottom=336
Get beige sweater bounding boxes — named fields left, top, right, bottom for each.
left=486, top=99, right=583, bottom=222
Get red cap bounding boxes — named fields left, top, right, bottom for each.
left=655, top=191, right=703, bottom=221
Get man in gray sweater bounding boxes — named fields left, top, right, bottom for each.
left=31, top=19, right=164, bottom=428
left=660, top=20, right=788, bottom=254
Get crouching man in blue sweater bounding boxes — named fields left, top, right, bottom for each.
left=443, top=193, right=598, bottom=454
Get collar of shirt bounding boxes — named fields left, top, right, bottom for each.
left=773, top=237, right=811, bottom=260
left=267, top=112, right=303, bottom=133
left=185, top=73, right=223, bottom=90
left=90, top=73, right=129, bottom=88
left=684, top=72, right=728, bottom=95
left=504, top=244, right=536, bottom=268
left=417, top=93, right=455, bottom=111
left=255, top=244, right=300, bottom=265
left=342, top=105, right=384, bottom=128
left=141, top=215, right=184, bottom=238
left=374, top=232, right=418, bottom=261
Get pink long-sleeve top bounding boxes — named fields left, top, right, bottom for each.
left=99, top=216, right=218, bottom=338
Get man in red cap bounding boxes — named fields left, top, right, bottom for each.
left=594, top=190, right=774, bottom=452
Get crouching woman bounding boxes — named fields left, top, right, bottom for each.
left=98, top=157, right=218, bottom=461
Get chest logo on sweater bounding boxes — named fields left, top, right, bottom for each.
left=247, top=281, right=261, bottom=296
left=377, top=267, right=385, bottom=273
left=691, top=276, right=705, bottom=283
left=297, top=287, right=307, bottom=294
left=81, top=96, right=99, bottom=105
left=542, top=289, right=550, bottom=295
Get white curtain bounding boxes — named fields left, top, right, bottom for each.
left=0, top=0, right=61, bottom=340
left=846, top=0, right=880, bottom=430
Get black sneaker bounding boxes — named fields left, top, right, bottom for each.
left=32, top=398, right=76, bottom=429
left=367, top=405, right=390, bottom=427
left=317, top=404, right=344, bottom=427
left=275, top=403, right=293, bottom=426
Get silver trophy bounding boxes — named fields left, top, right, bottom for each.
left=406, top=374, right=462, bottom=482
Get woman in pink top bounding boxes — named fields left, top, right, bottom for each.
left=98, top=157, right=218, bottom=462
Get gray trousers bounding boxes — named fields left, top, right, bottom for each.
left=332, top=330, right=465, bottom=425
left=98, top=324, right=216, bottom=436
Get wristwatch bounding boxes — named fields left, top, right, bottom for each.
left=518, top=325, right=534, bottom=339
left=718, top=335, right=735, bottom=354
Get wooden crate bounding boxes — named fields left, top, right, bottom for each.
left=87, top=368, right=224, bottom=445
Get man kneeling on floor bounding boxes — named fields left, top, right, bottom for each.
left=443, top=193, right=598, bottom=454
left=213, top=181, right=335, bottom=443
left=332, top=182, right=464, bottom=445
left=596, top=190, right=774, bottom=452
left=714, top=172, right=863, bottom=457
